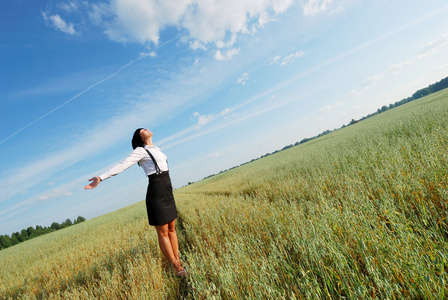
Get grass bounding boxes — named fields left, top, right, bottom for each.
left=0, top=203, right=182, bottom=299
left=175, top=88, right=448, bottom=299
left=1, top=89, right=447, bottom=299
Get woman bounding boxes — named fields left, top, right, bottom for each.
left=84, top=128, right=187, bottom=277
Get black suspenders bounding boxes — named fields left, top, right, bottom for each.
left=144, top=148, right=162, bottom=175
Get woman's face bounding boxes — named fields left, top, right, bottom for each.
left=140, top=128, right=153, bottom=140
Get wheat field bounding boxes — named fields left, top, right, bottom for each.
left=1, top=89, right=447, bottom=299
left=0, top=203, right=184, bottom=299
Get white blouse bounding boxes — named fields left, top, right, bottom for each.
left=99, top=145, right=169, bottom=181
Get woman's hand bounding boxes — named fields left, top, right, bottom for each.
left=84, top=176, right=101, bottom=190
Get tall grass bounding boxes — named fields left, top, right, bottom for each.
left=1, top=89, right=447, bottom=299
left=0, top=202, right=183, bottom=299
left=176, top=89, right=448, bottom=299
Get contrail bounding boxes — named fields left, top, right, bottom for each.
left=0, top=36, right=178, bottom=145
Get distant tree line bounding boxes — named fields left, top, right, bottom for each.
left=356, top=76, right=448, bottom=122
left=193, top=75, right=448, bottom=185
left=0, top=216, right=86, bottom=251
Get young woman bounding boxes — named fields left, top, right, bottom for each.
left=84, top=128, right=187, bottom=277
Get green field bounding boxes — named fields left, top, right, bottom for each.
left=1, top=89, right=447, bottom=299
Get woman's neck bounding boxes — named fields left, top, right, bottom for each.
left=144, top=138, right=154, bottom=147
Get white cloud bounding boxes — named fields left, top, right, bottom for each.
left=220, top=108, right=231, bottom=116
left=42, top=12, right=78, bottom=35
left=258, top=11, right=275, bottom=28
left=91, top=0, right=294, bottom=49
left=139, top=51, right=156, bottom=58
left=237, top=72, right=250, bottom=85
left=419, top=32, right=448, bottom=56
left=350, top=73, right=384, bottom=95
left=281, top=50, right=305, bottom=65
left=316, top=102, right=341, bottom=116
left=271, top=55, right=282, bottom=65
left=387, top=60, right=412, bottom=75
left=273, top=0, right=294, bottom=14
left=271, top=50, right=305, bottom=65
left=329, top=5, right=345, bottom=15
left=103, top=0, right=190, bottom=44
left=89, top=3, right=111, bottom=25
left=216, top=33, right=238, bottom=49
left=303, top=0, right=334, bottom=16
left=36, top=189, right=73, bottom=201
left=45, top=0, right=296, bottom=55
left=190, top=40, right=207, bottom=50
left=215, top=48, right=240, bottom=61
left=193, top=112, right=215, bottom=127
left=59, top=2, right=78, bottom=13
left=157, top=107, right=232, bottom=148
left=58, top=0, right=87, bottom=13
left=193, top=108, right=230, bottom=128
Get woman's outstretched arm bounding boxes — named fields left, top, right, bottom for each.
left=84, top=176, right=101, bottom=190
left=84, top=148, right=145, bottom=190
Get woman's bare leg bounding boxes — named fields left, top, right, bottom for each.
left=167, top=219, right=181, bottom=263
left=155, top=219, right=185, bottom=274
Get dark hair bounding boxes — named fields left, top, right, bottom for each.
left=132, top=128, right=144, bottom=149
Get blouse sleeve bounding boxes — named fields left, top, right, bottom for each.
left=98, top=148, right=145, bottom=181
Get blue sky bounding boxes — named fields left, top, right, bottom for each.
left=1, top=0, right=448, bottom=235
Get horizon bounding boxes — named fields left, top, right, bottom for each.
left=1, top=0, right=448, bottom=235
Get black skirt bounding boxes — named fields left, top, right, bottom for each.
left=145, top=171, right=178, bottom=226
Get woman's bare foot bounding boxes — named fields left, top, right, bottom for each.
left=173, top=261, right=187, bottom=278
